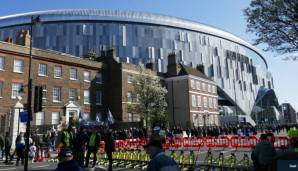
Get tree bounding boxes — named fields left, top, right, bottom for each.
left=244, top=0, right=298, bottom=57
left=128, top=65, right=168, bottom=130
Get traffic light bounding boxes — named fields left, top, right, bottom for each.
left=34, top=86, right=43, bottom=113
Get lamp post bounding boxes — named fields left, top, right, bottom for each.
left=24, top=16, right=40, bottom=171
left=15, top=96, right=24, bottom=135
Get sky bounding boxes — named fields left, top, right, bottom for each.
left=0, top=0, right=297, bottom=111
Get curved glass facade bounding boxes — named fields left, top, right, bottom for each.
left=0, top=10, right=273, bottom=115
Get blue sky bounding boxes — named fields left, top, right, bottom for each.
left=1, top=0, right=297, bottom=110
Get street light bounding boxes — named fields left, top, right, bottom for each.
left=24, top=15, right=40, bottom=171
left=15, top=96, right=24, bottom=135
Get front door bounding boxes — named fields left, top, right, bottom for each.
left=65, top=101, right=80, bottom=126
left=69, top=110, right=78, bottom=126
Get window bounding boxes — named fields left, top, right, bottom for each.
left=128, top=113, right=132, bottom=122
left=11, top=83, right=22, bottom=99
left=203, top=97, right=207, bottom=108
left=96, top=73, right=102, bottom=83
left=69, top=88, right=77, bottom=101
left=96, top=91, right=102, bottom=105
left=53, top=87, right=61, bottom=102
left=52, top=112, right=60, bottom=124
left=36, top=112, right=45, bottom=125
left=191, top=95, right=196, bottom=107
left=0, top=81, right=3, bottom=97
left=213, top=98, right=217, bottom=109
left=207, top=84, right=211, bottom=93
left=128, top=74, right=133, bottom=83
left=54, top=66, right=62, bottom=78
left=42, top=85, right=47, bottom=102
left=202, top=83, right=206, bottom=91
left=127, top=92, right=132, bottom=102
left=84, top=71, right=91, bottom=82
left=209, top=98, right=213, bottom=108
left=0, top=57, right=4, bottom=70
left=212, top=85, right=216, bottom=93
left=13, top=59, right=24, bottom=73
left=38, top=64, right=47, bottom=76
left=84, top=90, right=90, bottom=104
left=69, top=68, right=77, bottom=80
left=197, top=96, right=201, bottom=107
left=196, top=81, right=200, bottom=90
left=190, top=80, right=195, bottom=89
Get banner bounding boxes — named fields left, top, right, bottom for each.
left=19, top=111, right=32, bottom=122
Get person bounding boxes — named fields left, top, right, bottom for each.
left=15, top=132, right=25, bottom=166
left=287, top=126, right=298, bottom=152
left=4, top=132, right=11, bottom=164
left=85, top=127, right=100, bottom=168
left=103, top=127, right=115, bottom=171
left=29, top=142, right=37, bottom=163
left=74, top=126, right=89, bottom=167
left=61, top=125, right=74, bottom=149
left=0, top=134, right=4, bottom=159
left=144, top=138, right=180, bottom=171
left=55, top=148, right=84, bottom=171
left=251, top=134, right=276, bottom=171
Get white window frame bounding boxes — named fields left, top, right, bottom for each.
left=42, top=85, right=47, bottom=102
left=13, top=59, right=24, bottom=73
left=209, top=98, right=213, bottom=108
left=84, top=71, right=91, bottom=82
left=84, top=90, right=90, bottom=104
left=203, top=97, right=207, bottom=108
left=196, top=81, right=200, bottom=90
left=69, top=68, right=78, bottom=80
left=127, top=92, right=132, bottom=102
left=53, top=87, right=61, bottom=103
left=212, top=85, right=216, bottom=94
left=0, top=57, right=4, bottom=70
left=190, top=80, right=195, bottom=89
left=69, top=88, right=77, bottom=101
left=38, top=63, right=47, bottom=76
left=11, top=83, right=22, bottom=99
left=208, top=84, right=211, bottom=93
left=54, top=66, right=62, bottom=78
left=127, top=74, right=133, bottom=84
left=191, top=95, right=196, bottom=107
left=36, top=112, right=45, bottom=126
left=213, top=98, right=217, bottom=109
left=96, top=73, right=102, bottom=84
left=202, top=82, right=206, bottom=91
left=197, top=95, right=201, bottom=107
left=51, top=112, right=60, bottom=125
left=128, top=113, right=133, bottom=122
left=96, top=91, right=102, bottom=105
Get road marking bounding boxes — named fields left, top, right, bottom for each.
left=34, top=165, right=49, bottom=168
left=0, top=168, right=16, bottom=171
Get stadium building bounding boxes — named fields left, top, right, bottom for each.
left=0, top=9, right=279, bottom=125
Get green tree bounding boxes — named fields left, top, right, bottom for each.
left=244, top=0, right=298, bottom=56
left=129, top=65, right=168, bottom=130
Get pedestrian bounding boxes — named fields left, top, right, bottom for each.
left=55, top=148, right=84, bottom=171
left=103, top=127, right=115, bottom=171
left=0, top=134, right=4, bottom=159
left=29, top=142, right=37, bottom=163
left=251, top=134, right=276, bottom=171
left=85, top=127, right=100, bottom=168
left=144, top=138, right=180, bottom=171
left=74, top=126, right=89, bottom=167
left=61, top=125, right=74, bottom=149
left=4, top=132, right=11, bottom=164
left=15, top=132, right=25, bottom=166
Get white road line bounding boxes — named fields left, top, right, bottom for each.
left=34, top=164, right=49, bottom=168
left=0, top=168, right=16, bottom=171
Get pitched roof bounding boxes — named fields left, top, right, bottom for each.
left=179, top=64, right=212, bottom=81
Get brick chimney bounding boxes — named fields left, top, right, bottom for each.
left=167, top=53, right=180, bottom=77
left=15, top=30, right=31, bottom=46
left=196, top=64, right=205, bottom=74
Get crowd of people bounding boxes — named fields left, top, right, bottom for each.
left=0, top=123, right=297, bottom=171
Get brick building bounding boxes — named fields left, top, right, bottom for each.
left=0, top=31, right=102, bottom=144
left=165, top=54, right=219, bottom=127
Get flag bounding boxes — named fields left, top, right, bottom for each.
left=19, top=111, right=32, bottom=122
left=107, top=109, right=115, bottom=125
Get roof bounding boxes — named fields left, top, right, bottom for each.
left=179, top=64, right=213, bottom=82
left=0, top=9, right=266, bottom=67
